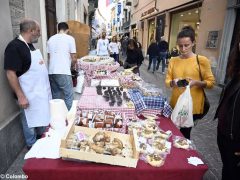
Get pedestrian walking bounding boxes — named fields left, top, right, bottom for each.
left=157, top=36, right=169, bottom=74
left=133, top=36, right=142, bottom=49
left=170, top=46, right=179, bottom=57
left=96, top=32, right=109, bottom=56
left=214, top=32, right=240, bottom=180
left=124, top=39, right=144, bottom=74
left=47, top=22, right=77, bottom=110
left=108, top=36, right=120, bottom=63
left=165, top=26, right=215, bottom=139
left=121, top=36, right=128, bottom=57
left=147, top=39, right=160, bottom=73
left=4, top=18, right=52, bottom=149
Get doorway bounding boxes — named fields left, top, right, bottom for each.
left=156, top=15, right=166, bottom=43
left=45, top=0, right=57, bottom=39
left=148, top=18, right=156, bottom=47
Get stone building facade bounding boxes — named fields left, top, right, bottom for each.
left=0, top=0, right=90, bottom=173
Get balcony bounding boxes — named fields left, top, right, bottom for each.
left=126, top=0, right=132, bottom=6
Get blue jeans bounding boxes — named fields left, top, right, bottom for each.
left=148, top=56, right=157, bottom=71
left=157, top=52, right=167, bottom=72
left=49, top=74, right=73, bottom=110
left=110, top=53, right=119, bottom=63
left=20, top=109, right=46, bottom=147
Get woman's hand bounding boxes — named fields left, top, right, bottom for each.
left=187, top=78, right=197, bottom=88
left=170, top=79, right=179, bottom=88
left=187, top=78, right=206, bottom=88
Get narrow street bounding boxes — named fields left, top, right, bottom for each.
left=1, top=1, right=239, bottom=179
left=4, top=56, right=222, bottom=180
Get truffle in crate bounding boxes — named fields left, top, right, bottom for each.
left=60, top=122, right=139, bottom=168
left=96, top=85, right=103, bottom=95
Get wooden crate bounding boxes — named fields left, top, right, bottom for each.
left=60, top=121, right=139, bottom=168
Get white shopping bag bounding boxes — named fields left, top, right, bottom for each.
left=75, top=75, right=84, bottom=93
left=171, top=85, right=194, bottom=128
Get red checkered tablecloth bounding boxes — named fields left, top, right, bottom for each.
left=77, top=87, right=136, bottom=133
left=78, top=95, right=135, bottom=115
left=77, top=61, right=120, bottom=74
left=77, top=61, right=120, bottom=87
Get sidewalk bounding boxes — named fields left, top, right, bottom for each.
left=4, top=57, right=222, bottom=180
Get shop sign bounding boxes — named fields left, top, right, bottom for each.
left=141, top=7, right=155, bottom=17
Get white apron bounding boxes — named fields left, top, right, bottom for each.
left=18, top=49, right=52, bottom=128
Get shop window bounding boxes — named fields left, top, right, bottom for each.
left=156, top=15, right=165, bottom=42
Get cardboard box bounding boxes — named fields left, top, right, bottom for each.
left=67, top=21, right=90, bottom=58
left=60, top=121, right=139, bottom=168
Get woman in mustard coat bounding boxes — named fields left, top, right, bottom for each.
left=165, top=26, right=215, bottom=139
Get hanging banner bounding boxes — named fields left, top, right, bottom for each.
left=117, top=3, right=121, bottom=15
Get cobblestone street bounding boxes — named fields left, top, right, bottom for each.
left=4, top=57, right=222, bottom=180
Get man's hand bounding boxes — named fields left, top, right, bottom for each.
left=18, top=95, right=29, bottom=109
left=6, top=70, right=29, bottom=109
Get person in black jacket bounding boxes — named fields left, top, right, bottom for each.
left=133, top=36, right=142, bottom=49
left=147, top=39, right=159, bottom=73
left=157, top=37, right=169, bottom=74
left=124, top=39, right=144, bottom=74
left=214, top=32, right=240, bottom=180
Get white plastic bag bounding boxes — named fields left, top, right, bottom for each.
left=75, top=72, right=84, bottom=94
left=171, top=85, right=193, bottom=128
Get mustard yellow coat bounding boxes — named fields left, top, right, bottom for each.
left=165, top=55, right=215, bottom=114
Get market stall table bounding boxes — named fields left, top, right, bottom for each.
left=23, top=117, right=208, bottom=180
left=77, top=56, right=120, bottom=86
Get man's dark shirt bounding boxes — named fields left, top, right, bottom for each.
left=158, top=40, right=169, bottom=52
left=4, top=37, right=35, bottom=77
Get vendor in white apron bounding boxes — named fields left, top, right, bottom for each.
left=19, top=39, right=52, bottom=149
left=4, top=19, right=51, bottom=149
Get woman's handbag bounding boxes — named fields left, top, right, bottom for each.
left=196, top=55, right=210, bottom=119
